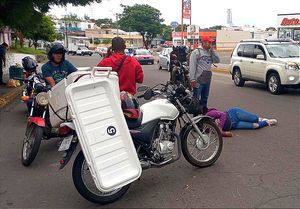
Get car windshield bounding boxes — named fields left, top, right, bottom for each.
left=266, top=44, right=300, bottom=58
left=136, top=50, right=151, bottom=55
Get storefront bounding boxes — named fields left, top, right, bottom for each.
left=172, top=30, right=217, bottom=49
left=277, top=13, right=300, bottom=41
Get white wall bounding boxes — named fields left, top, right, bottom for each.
left=2, top=53, right=37, bottom=82
left=216, top=30, right=252, bottom=50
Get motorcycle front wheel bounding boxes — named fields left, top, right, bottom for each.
left=182, top=119, right=223, bottom=167
left=21, top=124, right=43, bottom=166
left=72, top=151, right=130, bottom=204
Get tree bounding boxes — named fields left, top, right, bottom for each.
left=175, top=24, right=188, bottom=32
left=266, top=27, right=277, bottom=32
left=24, top=15, right=57, bottom=49
left=118, top=4, right=164, bottom=49
left=95, top=18, right=116, bottom=28
left=0, top=0, right=101, bottom=30
left=102, top=38, right=112, bottom=45
left=209, top=25, right=224, bottom=30
left=161, top=24, right=173, bottom=41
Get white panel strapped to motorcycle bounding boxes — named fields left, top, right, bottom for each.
left=48, top=67, right=120, bottom=127
left=65, top=67, right=142, bottom=192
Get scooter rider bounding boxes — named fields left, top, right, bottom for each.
left=42, top=43, right=77, bottom=87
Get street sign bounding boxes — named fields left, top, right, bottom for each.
left=171, top=21, right=179, bottom=29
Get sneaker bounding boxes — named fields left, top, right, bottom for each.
left=260, top=118, right=268, bottom=122
left=267, top=119, right=278, bottom=126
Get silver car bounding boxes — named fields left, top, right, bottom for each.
left=158, top=47, right=173, bottom=70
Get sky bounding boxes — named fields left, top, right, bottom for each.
left=49, top=0, right=299, bottom=29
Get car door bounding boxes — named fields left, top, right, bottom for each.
left=251, top=45, right=268, bottom=81
left=241, top=44, right=255, bottom=79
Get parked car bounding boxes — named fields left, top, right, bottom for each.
left=230, top=39, right=300, bottom=94
left=158, top=47, right=173, bottom=70
left=133, top=49, right=154, bottom=65
left=76, top=47, right=93, bottom=56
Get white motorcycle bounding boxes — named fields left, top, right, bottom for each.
left=59, top=81, right=223, bottom=204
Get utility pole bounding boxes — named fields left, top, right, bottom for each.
left=181, top=0, right=184, bottom=45
left=64, top=7, right=69, bottom=48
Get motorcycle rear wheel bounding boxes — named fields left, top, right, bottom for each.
left=182, top=119, right=223, bottom=167
left=21, top=124, right=43, bottom=166
left=72, top=151, right=130, bottom=204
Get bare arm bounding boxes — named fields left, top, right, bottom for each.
left=45, top=77, right=55, bottom=87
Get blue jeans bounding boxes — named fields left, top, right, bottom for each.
left=193, top=83, right=210, bottom=107
left=227, top=107, right=259, bottom=130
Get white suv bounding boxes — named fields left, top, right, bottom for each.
left=230, top=39, right=300, bottom=94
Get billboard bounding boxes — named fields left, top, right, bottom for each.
left=187, top=25, right=200, bottom=39
left=183, top=0, right=191, bottom=19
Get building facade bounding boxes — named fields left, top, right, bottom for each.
left=277, top=13, right=300, bottom=41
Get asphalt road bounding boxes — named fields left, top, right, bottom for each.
left=0, top=54, right=299, bottom=208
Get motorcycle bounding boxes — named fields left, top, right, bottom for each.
left=14, top=73, right=46, bottom=112
left=59, top=81, right=223, bottom=204
left=21, top=83, right=75, bottom=166
left=171, top=61, right=191, bottom=90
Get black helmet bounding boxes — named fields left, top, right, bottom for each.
left=120, top=92, right=140, bottom=119
left=47, top=43, right=66, bottom=63
left=22, top=56, right=38, bottom=72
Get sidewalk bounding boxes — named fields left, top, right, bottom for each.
left=0, top=85, right=23, bottom=109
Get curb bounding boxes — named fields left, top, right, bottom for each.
left=212, top=68, right=230, bottom=74
left=0, top=86, right=23, bottom=109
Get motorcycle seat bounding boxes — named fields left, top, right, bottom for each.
left=126, top=112, right=143, bottom=129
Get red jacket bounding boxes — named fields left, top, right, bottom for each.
left=97, top=53, right=144, bottom=95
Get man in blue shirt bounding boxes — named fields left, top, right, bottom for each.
left=0, top=42, right=8, bottom=85
left=42, top=43, right=77, bottom=87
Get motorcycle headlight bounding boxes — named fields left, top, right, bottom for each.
left=285, top=62, right=299, bottom=71
left=36, top=92, right=49, bottom=106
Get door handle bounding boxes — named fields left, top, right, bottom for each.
left=250, top=61, right=254, bottom=63
left=240, top=60, right=243, bottom=62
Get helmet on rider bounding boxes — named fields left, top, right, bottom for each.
left=120, top=92, right=140, bottom=119
left=22, top=56, right=38, bottom=72
left=47, top=43, right=66, bottom=64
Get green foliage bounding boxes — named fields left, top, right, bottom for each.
left=0, top=0, right=101, bottom=30
left=10, top=46, right=45, bottom=56
left=62, top=13, right=81, bottom=22
left=118, top=4, right=164, bottom=48
left=209, top=25, right=224, bottom=30
left=161, top=24, right=173, bottom=41
left=94, top=39, right=101, bottom=45
left=102, top=38, right=112, bottom=45
left=24, top=15, right=57, bottom=48
left=175, top=24, right=188, bottom=32
left=95, top=18, right=116, bottom=28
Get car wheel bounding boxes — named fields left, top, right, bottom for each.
left=267, top=73, right=283, bottom=95
left=233, top=68, right=245, bottom=87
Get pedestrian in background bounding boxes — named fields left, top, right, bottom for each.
left=0, top=42, right=9, bottom=85
left=189, top=36, right=220, bottom=111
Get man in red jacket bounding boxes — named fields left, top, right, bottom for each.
left=97, top=37, right=144, bottom=95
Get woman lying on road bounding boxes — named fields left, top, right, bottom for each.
left=205, top=107, right=278, bottom=137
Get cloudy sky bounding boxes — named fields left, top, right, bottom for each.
left=50, top=0, right=299, bottom=29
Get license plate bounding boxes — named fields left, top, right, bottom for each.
left=58, top=135, right=73, bottom=152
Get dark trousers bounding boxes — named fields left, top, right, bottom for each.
left=193, top=82, right=211, bottom=108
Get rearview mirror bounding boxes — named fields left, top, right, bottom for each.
left=256, top=54, right=265, bottom=60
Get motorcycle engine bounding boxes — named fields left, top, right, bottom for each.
left=152, top=122, right=175, bottom=161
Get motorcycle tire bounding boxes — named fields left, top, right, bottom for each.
left=21, top=124, right=43, bottom=166
left=72, top=151, right=130, bottom=204
left=181, top=118, right=223, bottom=168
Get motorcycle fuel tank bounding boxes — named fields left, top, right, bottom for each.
left=140, top=99, right=179, bottom=124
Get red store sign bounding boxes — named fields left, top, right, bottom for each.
left=281, top=18, right=300, bottom=26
